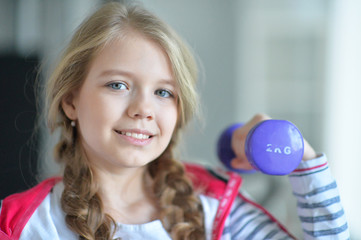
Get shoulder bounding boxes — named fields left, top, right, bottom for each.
left=184, top=163, right=244, bottom=240
left=0, top=177, right=62, bottom=240
left=184, top=162, right=240, bottom=199
left=184, top=163, right=295, bottom=239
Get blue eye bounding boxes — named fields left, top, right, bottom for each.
left=155, top=89, right=173, bottom=98
left=108, top=82, right=127, bottom=90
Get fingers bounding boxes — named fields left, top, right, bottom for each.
left=230, top=157, right=254, bottom=170
left=249, top=113, right=271, bottom=125
left=230, top=113, right=272, bottom=170
left=302, top=138, right=317, bottom=161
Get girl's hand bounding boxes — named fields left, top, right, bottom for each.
left=301, top=138, right=318, bottom=161
left=230, top=114, right=318, bottom=170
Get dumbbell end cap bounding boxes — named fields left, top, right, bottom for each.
left=245, top=120, right=304, bottom=175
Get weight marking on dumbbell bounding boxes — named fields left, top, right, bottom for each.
left=266, top=144, right=292, bottom=155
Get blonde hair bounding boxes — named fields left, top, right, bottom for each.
left=45, top=2, right=204, bottom=240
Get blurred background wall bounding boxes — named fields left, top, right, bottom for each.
left=1, top=0, right=360, bottom=238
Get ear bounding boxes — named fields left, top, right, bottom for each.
left=61, top=93, right=77, bottom=120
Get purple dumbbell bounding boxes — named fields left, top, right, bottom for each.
left=217, top=120, right=304, bottom=175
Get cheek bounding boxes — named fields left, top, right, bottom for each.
left=162, top=106, right=178, bottom=135
left=78, top=93, right=120, bottom=121
left=76, top=94, right=123, bottom=139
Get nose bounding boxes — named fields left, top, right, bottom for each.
left=127, top=93, right=154, bottom=120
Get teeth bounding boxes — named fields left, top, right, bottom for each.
left=120, top=131, right=150, bottom=139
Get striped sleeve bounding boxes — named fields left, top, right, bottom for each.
left=289, top=154, right=350, bottom=239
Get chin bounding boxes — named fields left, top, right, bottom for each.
left=118, top=158, right=154, bottom=169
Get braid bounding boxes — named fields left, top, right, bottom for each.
left=55, top=121, right=116, bottom=240
left=149, top=142, right=205, bottom=240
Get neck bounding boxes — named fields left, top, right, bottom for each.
left=94, top=165, right=159, bottom=224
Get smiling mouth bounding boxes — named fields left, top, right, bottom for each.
left=115, top=130, right=153, bottom=140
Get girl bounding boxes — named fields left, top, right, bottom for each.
left=0, top=2, right=349, bottom=240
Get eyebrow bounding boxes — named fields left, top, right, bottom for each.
left=98, top=69, right=176, bottom=87
left=98, top=69, right=133, bottom=78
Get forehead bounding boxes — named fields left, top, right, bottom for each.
left=87, top=32, right=175, bottom=85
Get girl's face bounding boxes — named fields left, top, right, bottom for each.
left=63, top=32, right=178, bottom=172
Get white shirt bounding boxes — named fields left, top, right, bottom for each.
left=19, top=182, right=219, bottom=240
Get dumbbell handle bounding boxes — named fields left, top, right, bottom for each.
left=217, top=120, right=304, bottom=175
